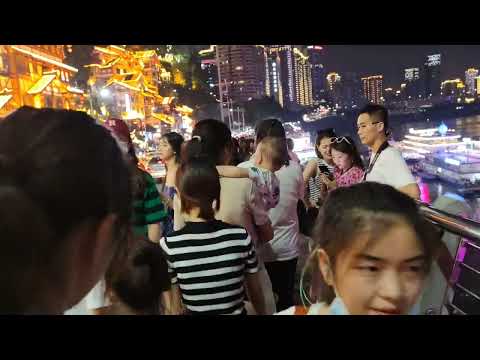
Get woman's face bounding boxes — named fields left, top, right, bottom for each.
left=319, top=221, right=427, bottom=315
left=331, top=148, right=352, bottom=171
left=317, top=137, right=333, bottom=162
left=158, top=138, right=175, bottom=162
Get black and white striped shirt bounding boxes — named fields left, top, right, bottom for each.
left=308, top=158, right=334, bottom=204
left=160, top=220, right=258, bottom=315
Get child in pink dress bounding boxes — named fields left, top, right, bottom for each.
left=320, top=136, right=365, bottom=191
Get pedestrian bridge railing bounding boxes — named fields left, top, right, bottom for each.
left=419, top=202, right=480, bottom=315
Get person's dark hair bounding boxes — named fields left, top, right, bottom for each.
left=176, top=158, right=220, bottom=220
left=0, top=107, right=132, bottom=313
left=315, top=128, right=336, bottom=159
left=259, top=136, right=288, bottom=170
left=359, top=104, right=390, bottom=136
left=183, top=119, right=232, bottom=165
left=330, top=136, right=365, bottom=171
left=287, top=138, right=294, bottom=151
left=112, top=238, right=171, bottom=313
left=255, top=119, right=289, bottom=166
left=161, top=132, right=184, bottom=164
left=310, top=182, right=441, bottom=304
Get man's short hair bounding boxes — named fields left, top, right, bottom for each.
left=359, top=104, right=389, bottom=133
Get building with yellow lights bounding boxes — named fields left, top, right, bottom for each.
left=441, top=79, right=465, bottom=99
left=362, top=75, right=383, bottom=104
left=293, top=48, right=313, bottom=107
left=0, top=45, right=88, bottom=116
left=86, top=45, right=178, bottom=127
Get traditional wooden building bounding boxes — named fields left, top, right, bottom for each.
left=0, top=45, right=88, bottom=116
left=86, top=46, right=177, bottom=126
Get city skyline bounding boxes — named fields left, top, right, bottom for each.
left=321, top=45, right=480, bottom=88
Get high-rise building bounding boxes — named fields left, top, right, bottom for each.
left=465, top=68, right=479, bottom=95
left=383, top=88, right=395, bottom=104
left=362, top=75, right=383, bottom=104
left=293, top=47, right=313, bottom=107
left=404, top=68, right=421, bottom=99
left=266, top=45, right=298, bottom=110
left=264, top=47, right=283, bottom=106
left=199, top=45, right=218, bottom=100
left=424, top=54, right=441, bottom=98
left=307, top=45, right=326, bottom=105
left=341, top=72, right=363, bottom=107
left=216, top=45, right=266, bottom=103
left=326, top=72, right=342, bottom=107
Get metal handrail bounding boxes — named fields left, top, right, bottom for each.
left=418, top=201, right=480, bottom=244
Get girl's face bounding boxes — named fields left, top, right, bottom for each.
left=319, top=221, right=427, bottom=315
left=331, top=148, right=352, bottom=170
left=158, top=138, right=175, bottom=162
left=317, top=137, right=333, bottom=162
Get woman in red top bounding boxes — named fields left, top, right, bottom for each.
left=320, top=136, right=364, bottom=191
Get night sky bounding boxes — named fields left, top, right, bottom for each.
left=321, top=45, right=480, bottom=89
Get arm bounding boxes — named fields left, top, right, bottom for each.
left=245, top=272, right=267, bottom=315
left=173, top=194, right=185, bottom=231
left=162, top=285, right=185, bottom=315
left=256, top=221, right=273, bottom=244
left=147, top=223, right=162, bottom=244
left=217, top=165, right=249, bottom=178
left=398, top=183, right=420, bottom=200
left=303, top=160, right=317, bottom=184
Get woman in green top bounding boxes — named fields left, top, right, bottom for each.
left=104, top=118, right=167, bottom=243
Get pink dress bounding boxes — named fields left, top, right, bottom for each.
left=333, top=166, right=364, bottom=188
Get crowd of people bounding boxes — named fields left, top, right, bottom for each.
left=0, top=103, right=444, bottom=315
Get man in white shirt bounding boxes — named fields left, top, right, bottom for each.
left=239, top=119, right=304, bottom=311
left=357, top=104, right=420, bottom=200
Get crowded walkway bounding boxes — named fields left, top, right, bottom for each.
left=0, top=104, right=463, bottom=315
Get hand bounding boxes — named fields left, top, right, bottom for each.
left=320, top=174, right=336, bottom=190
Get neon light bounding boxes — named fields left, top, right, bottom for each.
left=11, top=46, right=78, bottom=73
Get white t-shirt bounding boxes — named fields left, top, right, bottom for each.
left=64, top=279, right=111, bottom=315
left=239, top=159, right=304, bottom=262
left=365, top=146, right=416, bottom=189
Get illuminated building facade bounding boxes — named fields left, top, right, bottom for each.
left=424, top=54, right=441, bottom=98
left=404, top=67, right=421, bottom=99
left=0, top=45, right=87, bottom=116
left=199, top=46, right=219, bottom=100
left=465, top=68, right=479, bottom=95
left=86, top=45, right=175, bottom=126
left=264, top=48, right=283, bottom=106
left=441, top=79, right=465, bottom=101
left=307, top=46, right=326, bottom=106
left=362, top=75, right=383, bottom=104
left=216, top=45, right=266, bottom=103
left=293, top=48, right=313, bottom=107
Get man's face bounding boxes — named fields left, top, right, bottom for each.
left=357, top=113, right=383, bottom=147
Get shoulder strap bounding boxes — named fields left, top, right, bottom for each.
left=363, top=141, right=389, bottom=181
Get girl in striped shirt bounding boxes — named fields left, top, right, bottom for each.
left=160, top=158, right=266, bottom=315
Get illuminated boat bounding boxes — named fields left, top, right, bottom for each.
left=395, top=123, right=469, bottom=162
left=419, top=150, right=480, bottom=194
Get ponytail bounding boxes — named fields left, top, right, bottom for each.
left=182, top=135, right=210, bottom=164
